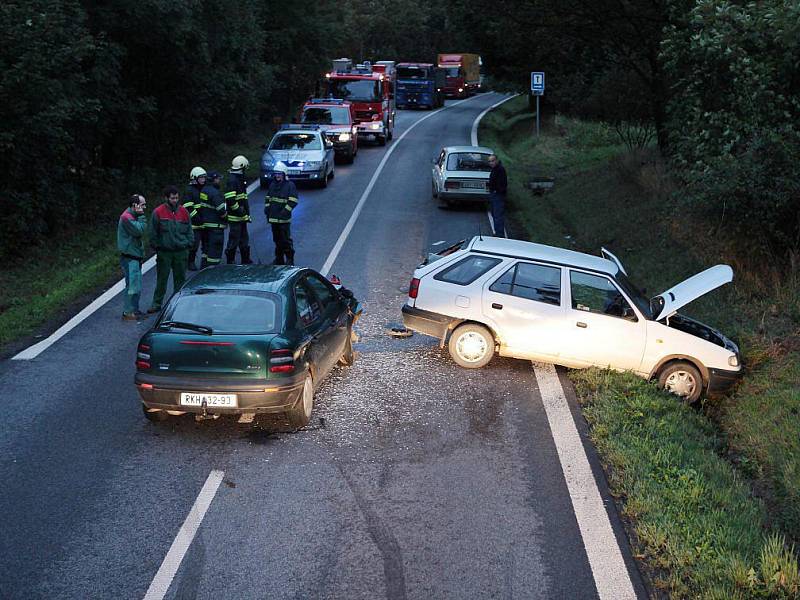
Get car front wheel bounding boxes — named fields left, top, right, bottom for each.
left=448, top=323, right=494, bottom=369
left=658, top=361, right=703, bottom=403
left=287, top=373, right=314, bottom=429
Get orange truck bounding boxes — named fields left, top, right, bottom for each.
left=437, top=53, right=481, bottom=97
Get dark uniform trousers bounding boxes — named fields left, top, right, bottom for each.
left=202, top=228, right=225, bottom=267
left=188, top=227, right=203, bottom=268
left=226, top=222, right=250, bottom=261
left=271, top=223, right=294, bottom=265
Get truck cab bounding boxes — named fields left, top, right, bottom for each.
left=395, top=63, right=445, bottom=110
left=324, top=59, right=396, bottom=146
left=437, top=53, right=481, bottom=97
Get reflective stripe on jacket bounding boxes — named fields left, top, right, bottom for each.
left=182, top=184, right=204, bottom=229
left=199, top=184, right=227, bottom=228
left=225, top=171, right=250, bottom=223
left=265, top=179, right=298, bottom=224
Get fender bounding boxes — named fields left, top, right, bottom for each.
left=648, top=354, right=709, bottom=386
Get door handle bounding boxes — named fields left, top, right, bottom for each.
left=491, top=303, right=503, bottom=310
left=576, top=322, right=588, bottom=328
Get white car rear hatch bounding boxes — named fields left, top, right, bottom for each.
left=654, top=265, right=733, bottom=319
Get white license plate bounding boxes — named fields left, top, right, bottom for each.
left=287, top=169, right=300, bottom=175
left=463, top=182, right=485, bottom=189
left=180, top=392, right=238, bottom=408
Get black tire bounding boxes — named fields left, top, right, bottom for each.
left=387, top=127, right=393, bottom=141
left=319, top=166, right=328, bottom=188
left=346, top=151, right=355, bottom=164
left=329, top=166, right=335, bottom=179
left=377, top=132, right=387, bottom=146
left=338, top=333, right=355, bottom=366
left=286, top=373, right=314, bottom=429
left=657, top=361, right=703, bottom=403
left=447, top=323, right=494, bottom=369
left=142, top=404, right=169, bottom=422
left=431, top=181, right=438, bottom=200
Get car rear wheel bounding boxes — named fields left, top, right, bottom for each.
left=658, top=361, right=703, bottom=403
left=448, top=323, right=494, bottom=369
left=142, top=404, right=169, bottom=422
left=287, top=373, right=314, bottom=429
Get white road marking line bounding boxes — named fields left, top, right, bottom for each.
left=246, top=179, right=259, bottom=194
left=470, top=93, right=520, bottom=146
left=143, top=470, right=225, bottom=600
left=532, top=362, right=637, bottom=600
left=485, top=210, right=507, bottom=238
left=319, top=93, right=485, bottom=276
left=12, top=255, right=158, bottom=360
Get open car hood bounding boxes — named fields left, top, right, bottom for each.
left=654, top=265, right=733, bottom=320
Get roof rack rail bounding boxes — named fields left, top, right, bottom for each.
left=279, top=123, right=321, bottom=131
left=308, top=98, right=346, bottom=105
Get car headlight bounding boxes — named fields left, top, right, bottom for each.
left=338, top=133, right=351, bottom=142
left=304, top=161, right=322, bottom=169
left=728, top=355, right=739, bottom=367
left=371, top=122, right=381, bottom=130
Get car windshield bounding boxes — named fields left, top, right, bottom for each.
left=161, top=290, right=280, bottom=334
left=614, top=271, right=654, bottom=319
left=442, top=67, right=461, bottom=77
left=302, top=107, right=350, bottom=125
left=269, top=133, right=321, bottom=150
left=327, top=79, right=380, bottom=102
left=446, top=152, right=492, bottom=172
left=397, top=67, right=429, bottom=79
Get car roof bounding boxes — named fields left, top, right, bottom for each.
left=272, top=129, right=322, bottom=137
left=182, top=265, right=305, bottom=294
left=467, top=236, right=618, bottom=275
left=444, top=146, right=494, bottom=154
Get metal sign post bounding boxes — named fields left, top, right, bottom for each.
left=530, top=71, right=545, bottom=137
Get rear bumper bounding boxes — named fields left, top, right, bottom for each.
left=401, top=305, right=459, bottom=340
left=439, top=189, right=490, bottom=202
left=135, top=372, right=305, bottom=414
left=707, top=367, right=742, bottom=396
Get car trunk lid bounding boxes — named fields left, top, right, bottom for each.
left=148, top=333, right=276, bottom=378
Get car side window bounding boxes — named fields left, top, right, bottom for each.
left=295, top=282, right=321, bottom=327
left=490, top=262, right=561, bottom=305
left=434, top=255, right=501, bottom=286
left=304, top=275, right=337, bottom=313
left=570, top=271, right=637, bottom=321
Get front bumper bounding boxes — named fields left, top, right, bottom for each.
left=135, top=371, right=306, bottom=414
left=356, top=123, right=385, bottom=136
left=706, top=367, right=743, bottom=396
left=401, top=304, right=459, bottom=340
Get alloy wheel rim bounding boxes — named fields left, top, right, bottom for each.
left=665, top=370, right=696, bottom=398
left=456, top=332, right=488, bottom=362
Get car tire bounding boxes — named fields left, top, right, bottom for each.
left=657, top=361, right=703, bottom=403
left=142, top=404, right=169, bottom=422
left=287, top=373, right=314, bottom=429
left=448, top=323, right=494, bottom=369
left=319, top=166, right=328, bottom=188
left=329, top=165, right=335, bottom=179
left=346, top=152, right=355, bottom=164
left=431, top=181, right=438, bottom=200
left=387, top=128, right=393, bottom=141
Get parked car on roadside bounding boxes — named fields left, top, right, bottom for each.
left=432, top=146, right=494, bottom=207
left=260, top=125, right=335, bottom=188
left=135, top=265, right=362, bottom=427
left=401, top=236, right=741, bottom=402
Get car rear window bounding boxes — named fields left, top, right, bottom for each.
left=162, top=290, right=280, bottom=334
left=490, top=262, right=561, bottom=305
left=446, top=152, right=491, bottom=172
left=434, top=255, right=501, bottom=285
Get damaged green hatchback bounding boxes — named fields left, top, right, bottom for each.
left=135, top=265, right=361, bottom=427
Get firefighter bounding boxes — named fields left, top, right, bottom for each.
left=264, top=163, right=298, bottom=265
left=224, top=155, right=253, bottom=264
left=183, top=166, right=206, bottom=270
left=199, top=171, right=227, bottom=267
left=147, top=185, right=193, bottom=313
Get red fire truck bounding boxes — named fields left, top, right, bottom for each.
left=323, top=59, right=396, bottom=146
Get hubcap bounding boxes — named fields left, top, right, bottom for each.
left=302, top=376, right=313, bottom=418
left=456, top=331, right=488, bottom=363
left=664, top=370, right=697, bottom=398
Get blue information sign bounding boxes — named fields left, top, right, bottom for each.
left=531, top=71, right=545, bottom=95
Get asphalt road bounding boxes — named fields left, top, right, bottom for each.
left=0, top=93, right=647, bottom=599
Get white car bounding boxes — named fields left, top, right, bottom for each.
left=260, top=125, right=335, bottom=188
left=401, top=236, right=741, bottom=402
left=431, top=146, right=493, bottom=207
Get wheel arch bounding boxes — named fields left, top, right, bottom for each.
left=442, top=319, right=499, bottom=349
left=649, top=355, right=709, bottom=389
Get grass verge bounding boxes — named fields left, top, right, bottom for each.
left=0, top=132, right=268, bottom=354
left=481, top=94, right=800, bottom=597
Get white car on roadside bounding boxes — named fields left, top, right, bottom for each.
left=401, top=236, right=742, bottom=402
left=431, top=146, right=494, bottom=207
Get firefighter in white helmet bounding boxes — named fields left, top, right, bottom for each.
left=224, top=155, right=252, bottom=264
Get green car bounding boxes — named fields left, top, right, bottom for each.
left=135, top=265, right=362, bottom=427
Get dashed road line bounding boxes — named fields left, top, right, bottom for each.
left=532, top=362, right=638, bottom=600
left=143, top=470, right=225, bottom=600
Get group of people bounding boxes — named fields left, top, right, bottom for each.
left=116, top=156, right=300, bottom=320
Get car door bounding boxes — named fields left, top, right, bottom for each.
left=432, top=149, right=446, bottom=193
left=294, top=280, right=330, bottom=378
left=304, top=273, right=348, bottom=377
left=481, top=261, right=568, bottom=359
left=561, top=269, right=647, bottom=371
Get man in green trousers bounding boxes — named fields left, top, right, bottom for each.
left=147, top=185, right=194, bottom=313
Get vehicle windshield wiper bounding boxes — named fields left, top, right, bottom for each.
left=159, top=321, right=213, bottom=335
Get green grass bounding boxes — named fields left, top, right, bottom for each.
left=0, top=131, right=269, bottom=353
left=481, top=95, right=800, bottom=597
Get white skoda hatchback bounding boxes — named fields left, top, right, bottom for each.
left=402, top=237, right=741, bottom=402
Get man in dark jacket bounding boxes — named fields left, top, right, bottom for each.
left=224, top=155, right=252, bottom=264
left=487, top=154, right=508, bottom=237
left=117, top=194, right=147, bottom=320
left=183, top=166, right=207, bottom=271
left=264, top=163, right=298, bottom=265
left=147, top=185, right=194, bottom=313
left=199, top=171, right=227, bottom=267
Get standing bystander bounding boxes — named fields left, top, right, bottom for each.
left=117, top=194, right=147, bottom=320
left=487, top=154, right=508, bottom=237
left=147, top=186, right=193, bottom=313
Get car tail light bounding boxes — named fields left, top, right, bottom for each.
left=408, top=277, right=420, bottom=299
left=444, top=180, right=459, bottom=189
left=136, top=344, right=150, bottom=370
left=270, top=348, right=295, bottom=373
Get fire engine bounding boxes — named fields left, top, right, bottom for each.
left=323, top=59, right=396, bottom=146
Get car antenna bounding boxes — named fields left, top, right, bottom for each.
left=477, top=221, right=483, bottom=241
